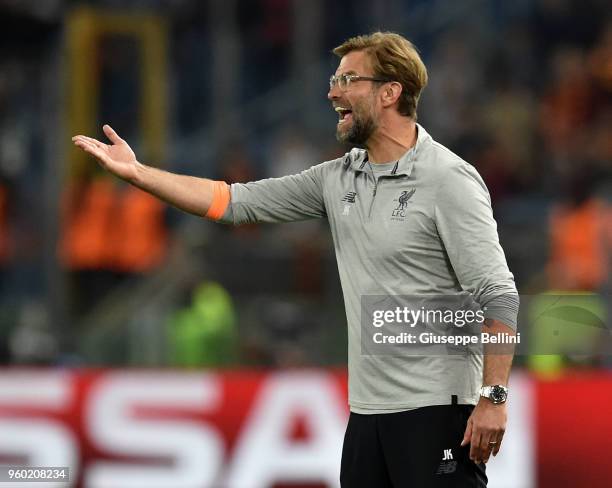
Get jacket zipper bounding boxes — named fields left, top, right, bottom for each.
left=368, top=173, right=379, bottom=220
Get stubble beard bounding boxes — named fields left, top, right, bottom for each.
left=336, top=102, right=377, bottom=147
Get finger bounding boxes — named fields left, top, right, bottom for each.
left=460, top=419, right=472, bottom=447
left=74, top=139, right=101, bottom=157
left=73, top=139, right=93, bottom=151
left=478, top=439, right=489, bottom=464
left=72, top=136, right=97, bottom=147
left=469, top=430, right=481, bottom=463
left=492, top=433, right=504, bottom=457
left=74, top=140, right=109, bottom=165
left=78, top=135, right=107, bottom=148
left=475, top=429, right=491, bottom=464
left=73, top=138, right=96, bottom=149
left=72, top=135, right=100, bottom=144
left=103, top=124, right=123, bottom=144
left=479, top=433, right=495, bottom=464
left=72, top=136, right=91, bottom=145
left=74, top=136, right=102, bottom=149
left=73, top=136, right=105, bottom=153
left=482, top=439, right=494, bottom=464
left=484, top=428, right=504, bottom=462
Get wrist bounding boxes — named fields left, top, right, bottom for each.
left=477, top=396, right=505, bottom=409
left=479, top=384, right=508, bottom=404
left=130, top=160, right=148, bottom=186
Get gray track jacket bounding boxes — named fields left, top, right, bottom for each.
left=219, top=124, right=519, bottom=413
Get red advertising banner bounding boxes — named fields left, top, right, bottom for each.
left=0, top=369, right=611, bottom=488
left=535, top=372, right=612, bottom=488
left=0, top=369, right=348, bottom=488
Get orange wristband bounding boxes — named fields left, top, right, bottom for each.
left=205, top=181, right=230, bottom=220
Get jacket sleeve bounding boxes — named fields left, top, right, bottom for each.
left=218, top=161, right=329, bottom=225
left=434, top=162, right=519, bottom=329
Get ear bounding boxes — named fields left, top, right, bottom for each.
left=380, top=81, right=403, bottom=109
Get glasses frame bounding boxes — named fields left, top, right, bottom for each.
left=329, top=73, right=392, bottom=91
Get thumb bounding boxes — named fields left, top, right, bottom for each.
left=461, top=419, right=472, bottom=447
left=103, top=124, right=123, bottom=144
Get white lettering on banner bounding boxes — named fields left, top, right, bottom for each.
left=84, top=373, right=224, bottom=488
left=226, top=372, right=347, bottom=488
left=0, top=372, right=78, bottom=488
left=0, top=371, right=535, bottom=488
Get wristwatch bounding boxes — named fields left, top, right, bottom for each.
left=480, top=385, right=508, bottom=404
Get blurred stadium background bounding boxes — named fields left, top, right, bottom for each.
left=0, top=0, right=610, bottom=487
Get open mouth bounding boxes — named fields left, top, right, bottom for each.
left=335, top=106, right=353, bottom=124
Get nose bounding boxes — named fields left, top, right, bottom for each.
left=328, top=83, right=340, bottom=100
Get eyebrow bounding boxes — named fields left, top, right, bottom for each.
left=335, top=70, right=358, bottom=76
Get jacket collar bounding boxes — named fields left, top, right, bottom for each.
left=348, top=123, right=431, bottom=177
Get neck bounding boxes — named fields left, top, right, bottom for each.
left=366, top=116, right=417, bottom=164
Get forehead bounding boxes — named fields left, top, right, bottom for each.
left=335, top=50, right=373, bottom=75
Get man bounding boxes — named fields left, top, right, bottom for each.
left=73, top=32, right=518, bottom=487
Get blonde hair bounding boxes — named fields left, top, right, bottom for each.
left=333, top=32, right=428, bottom=119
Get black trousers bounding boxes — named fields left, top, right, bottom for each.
left=340, top=405, right=488, bottom=487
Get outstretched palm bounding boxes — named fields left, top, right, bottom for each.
left=72, top=125, right=139, bottom=181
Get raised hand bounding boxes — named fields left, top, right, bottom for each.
left=72, top=125, right=140, bottom=182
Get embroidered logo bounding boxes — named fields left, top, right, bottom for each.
left=391, top=188, right=416, bottom=220
left=341, top=191, right=357, bottom=203
left=436, top=461, right=458, bottom=475
left=436, top=448, right=458, bottom=475
left=341, top=191, right=357, bottom=216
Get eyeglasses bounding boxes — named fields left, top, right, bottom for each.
left=329, top=73, right=391, bottom=91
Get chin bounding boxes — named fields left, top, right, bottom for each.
left=336, top=128, right=350, bottom=144
left=339, top=130, right=367, bottom=147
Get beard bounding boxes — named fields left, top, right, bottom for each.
left=335, top=104, right=377, bottom=147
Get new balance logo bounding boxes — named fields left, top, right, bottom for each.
left=341, top=191, right=357, bottom=203
left=436, top=461, right=457, bottom=475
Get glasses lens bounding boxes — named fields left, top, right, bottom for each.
left=340, top=74, right=349, bottom=89
left=329, top=74, right=352, bottom=90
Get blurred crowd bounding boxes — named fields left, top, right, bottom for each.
left=0, top=0, right=609, bottom=368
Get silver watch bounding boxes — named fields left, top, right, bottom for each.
left=480, top=385, right=508, bottom=404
